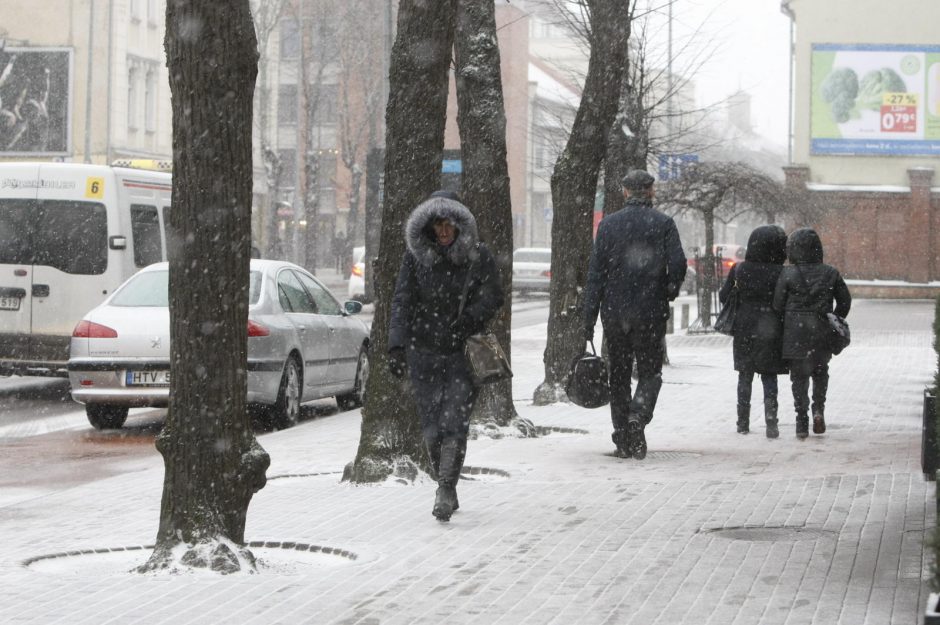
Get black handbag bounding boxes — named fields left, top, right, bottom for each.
left=827, top=312, right=851, bottom=355
left=714, top=282, right=738, bottom=336
left=457, top=261, right=512, bottom=386
left=565, top=340, right=610, bottom=409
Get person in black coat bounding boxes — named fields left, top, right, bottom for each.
left=388, top=191, right=504, bottom=521
left=718, top=225, right=788, bottom=438
left=582, top=170, right=687, bottom=460
left=773, top=228, right=851, bottom=439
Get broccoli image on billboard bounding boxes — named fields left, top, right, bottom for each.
left=811, top=43, right=940, bottom=155
left=0, top=47, right=72, bottom=155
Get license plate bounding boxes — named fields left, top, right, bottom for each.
left=0, top=296, right=21, bottom=311
left=126, top=370, right=170, bottom=386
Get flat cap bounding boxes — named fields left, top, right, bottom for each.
left=621, top=169, right=655, bottom=191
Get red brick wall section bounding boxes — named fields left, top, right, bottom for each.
left=797, top=178, right=938, bottom=284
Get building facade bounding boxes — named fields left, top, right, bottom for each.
left=783, top=0, right=940, bottom=285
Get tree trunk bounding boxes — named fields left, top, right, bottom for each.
left=344, top=0, right=458, bottom=483
left=534, top=0, right=630, bottom=405
left=701, top=207, right=716, bottom=325
left=140, top=0, right=269, bottom=574
left=453, top=0, right=527, bottom=433
left=303, top=149, right=320, bottom=273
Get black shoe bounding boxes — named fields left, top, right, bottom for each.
left=796, top=415, right=809, bottom=440
left=432, top=485, right=456, bottom=522
left=612, top=430, right=631, bottom=458
left=627, top=422, right=646, bottom=460
left=765, top=420, right=779, bottom=439
left=764, top=399, right=779, bottom=439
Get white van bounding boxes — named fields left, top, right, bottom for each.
left=0, top=161, right=172, bottom=376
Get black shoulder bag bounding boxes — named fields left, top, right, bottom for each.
left=714, top=279, right=738, bottom=336
left=457, top=262, right=512, bottom=385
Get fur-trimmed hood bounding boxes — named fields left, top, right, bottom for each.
left=405, top=196, right=480, bottom=266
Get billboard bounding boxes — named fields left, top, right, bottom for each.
left=811, top=43, right=940, bottom=156
left=0, top=47, right=72, bottom=155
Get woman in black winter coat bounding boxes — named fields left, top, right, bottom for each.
left=773, top=228, right=851, bottom=439
left=718, top=225, right=788, bottom=438
left=388, top=191, right=504, bottom=522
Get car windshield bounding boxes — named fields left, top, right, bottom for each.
left=514, top=250, right=551, bottom=263
left=110, top=270, right=263, bottom=307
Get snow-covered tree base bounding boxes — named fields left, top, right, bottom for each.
left=470, top=416, right=539, bottom=439
left=137, top=537, right=257, bottom=575
left=532, top=381, right=568, bottom=406
left=343, top=454, right=422, bottom=484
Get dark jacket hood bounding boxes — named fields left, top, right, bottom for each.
left=405, top=196, right=480, bottom=267
left=786, top=227, right=824, bottom=264
left=745, top=225, right=787, bottom=264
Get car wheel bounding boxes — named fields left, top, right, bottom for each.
left=337, top=348, right=368, bottom=411
left=271, top=356, right=302, bottom=430
left=86, top=404, right=129, bottom=430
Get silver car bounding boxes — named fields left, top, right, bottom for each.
left=68, top=259, right=370, bottom=430
left=512, top=247, right=552, bottom=294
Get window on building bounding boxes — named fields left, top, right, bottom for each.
left=278, top=84, right=298, bottom=125
left=144, top=69, right=157, bottom=132
left=280, top=19, right=300, bottom=59
left=127, top=67, right=139, bottom=130
left=130, top=0, right=143, bottom=21
left=316, top=84, right=338, bottom=125
left=147, top=0, right=158, bottom=24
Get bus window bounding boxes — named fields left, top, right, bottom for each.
left=0, top=199, right=36, bottom=265
left=131, top=204, right=162, bottom=267
left=34, top=200, right=108, bottom=275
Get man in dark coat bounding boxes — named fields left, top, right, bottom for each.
left=582, top=170, right=687, bottom=459
left=773, top=228, right=851, bottom=438
left=718, top=225, right=788, bottom=437
left=388, top=191, right=504, bottom=521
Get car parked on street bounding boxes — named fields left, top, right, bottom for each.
left=512, top=247, right=552, bottom=294
left=347, top=246, right=365, bottom=301
left=68, top=259, right=370, bottom=430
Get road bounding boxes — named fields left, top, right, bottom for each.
left=0, top=295, right=549, bottom=495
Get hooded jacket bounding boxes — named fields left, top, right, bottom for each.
left=388, top=196, right=504, bottom=355
left=718, top=225, right=788, bottom=374
left=582, top=195, right=687, bottom=329
left=773, top=228, right=851, bottom=361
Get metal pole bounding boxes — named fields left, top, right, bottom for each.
left=666, top=0, right=673, bottom=141
left=105, top=0, right=114, bottom=164
left=83, top=0, right=96, bottom=163
left=787, top=18, right=794, bottom=163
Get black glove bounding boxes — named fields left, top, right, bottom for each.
left=388, top=347, right=407, bottom=379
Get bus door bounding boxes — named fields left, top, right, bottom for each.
left=28, top=167, right=117, bottom=365
left=0, top=168, right=40, bottom=363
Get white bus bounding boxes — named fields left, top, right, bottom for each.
left=0, top=161, right=172, bottom=376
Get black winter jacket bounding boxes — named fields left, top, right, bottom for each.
left=582, top=196, right=687, bottom=329
left=389, top=196, right=504, bottom=355
left=772, top=228, right=851, bottom=361
left=718, top=225, right=788, bottom=374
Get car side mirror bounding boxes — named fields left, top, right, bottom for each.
left=344, top=300, right=363, bottom=315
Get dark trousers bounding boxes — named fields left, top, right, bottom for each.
left=406, top=347, right=478, bottom=444
left=737, top=371, right=778, bottom=407
left=789, top=359, right=829, bottom=416
left=606, top=318, right=666, bottom=431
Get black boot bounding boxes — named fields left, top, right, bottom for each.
left=812, top=404, right=826, bottom=434
left=796, top=412, right=809, bottom=439
left=612, top=429, right=631, bottom=458
left=424, top=437, right=441, bottom=480
left=627, top=420, right=647, bottom=460
left=736, top=404, right=750, bottom=434
left=764, top=399, right=779, bottom=439
left=432, top=438, right=465, bottom=521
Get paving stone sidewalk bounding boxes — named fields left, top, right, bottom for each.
left=0, top=300, right=935, bottom=625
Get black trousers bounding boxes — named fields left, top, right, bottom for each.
left=789, top=358, right=829, bottom=416
left=606, top=317, right=666, bottom=431
left=737, top=371, right=778, bottom=407
left=406, top=347, right=479, bottom=444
